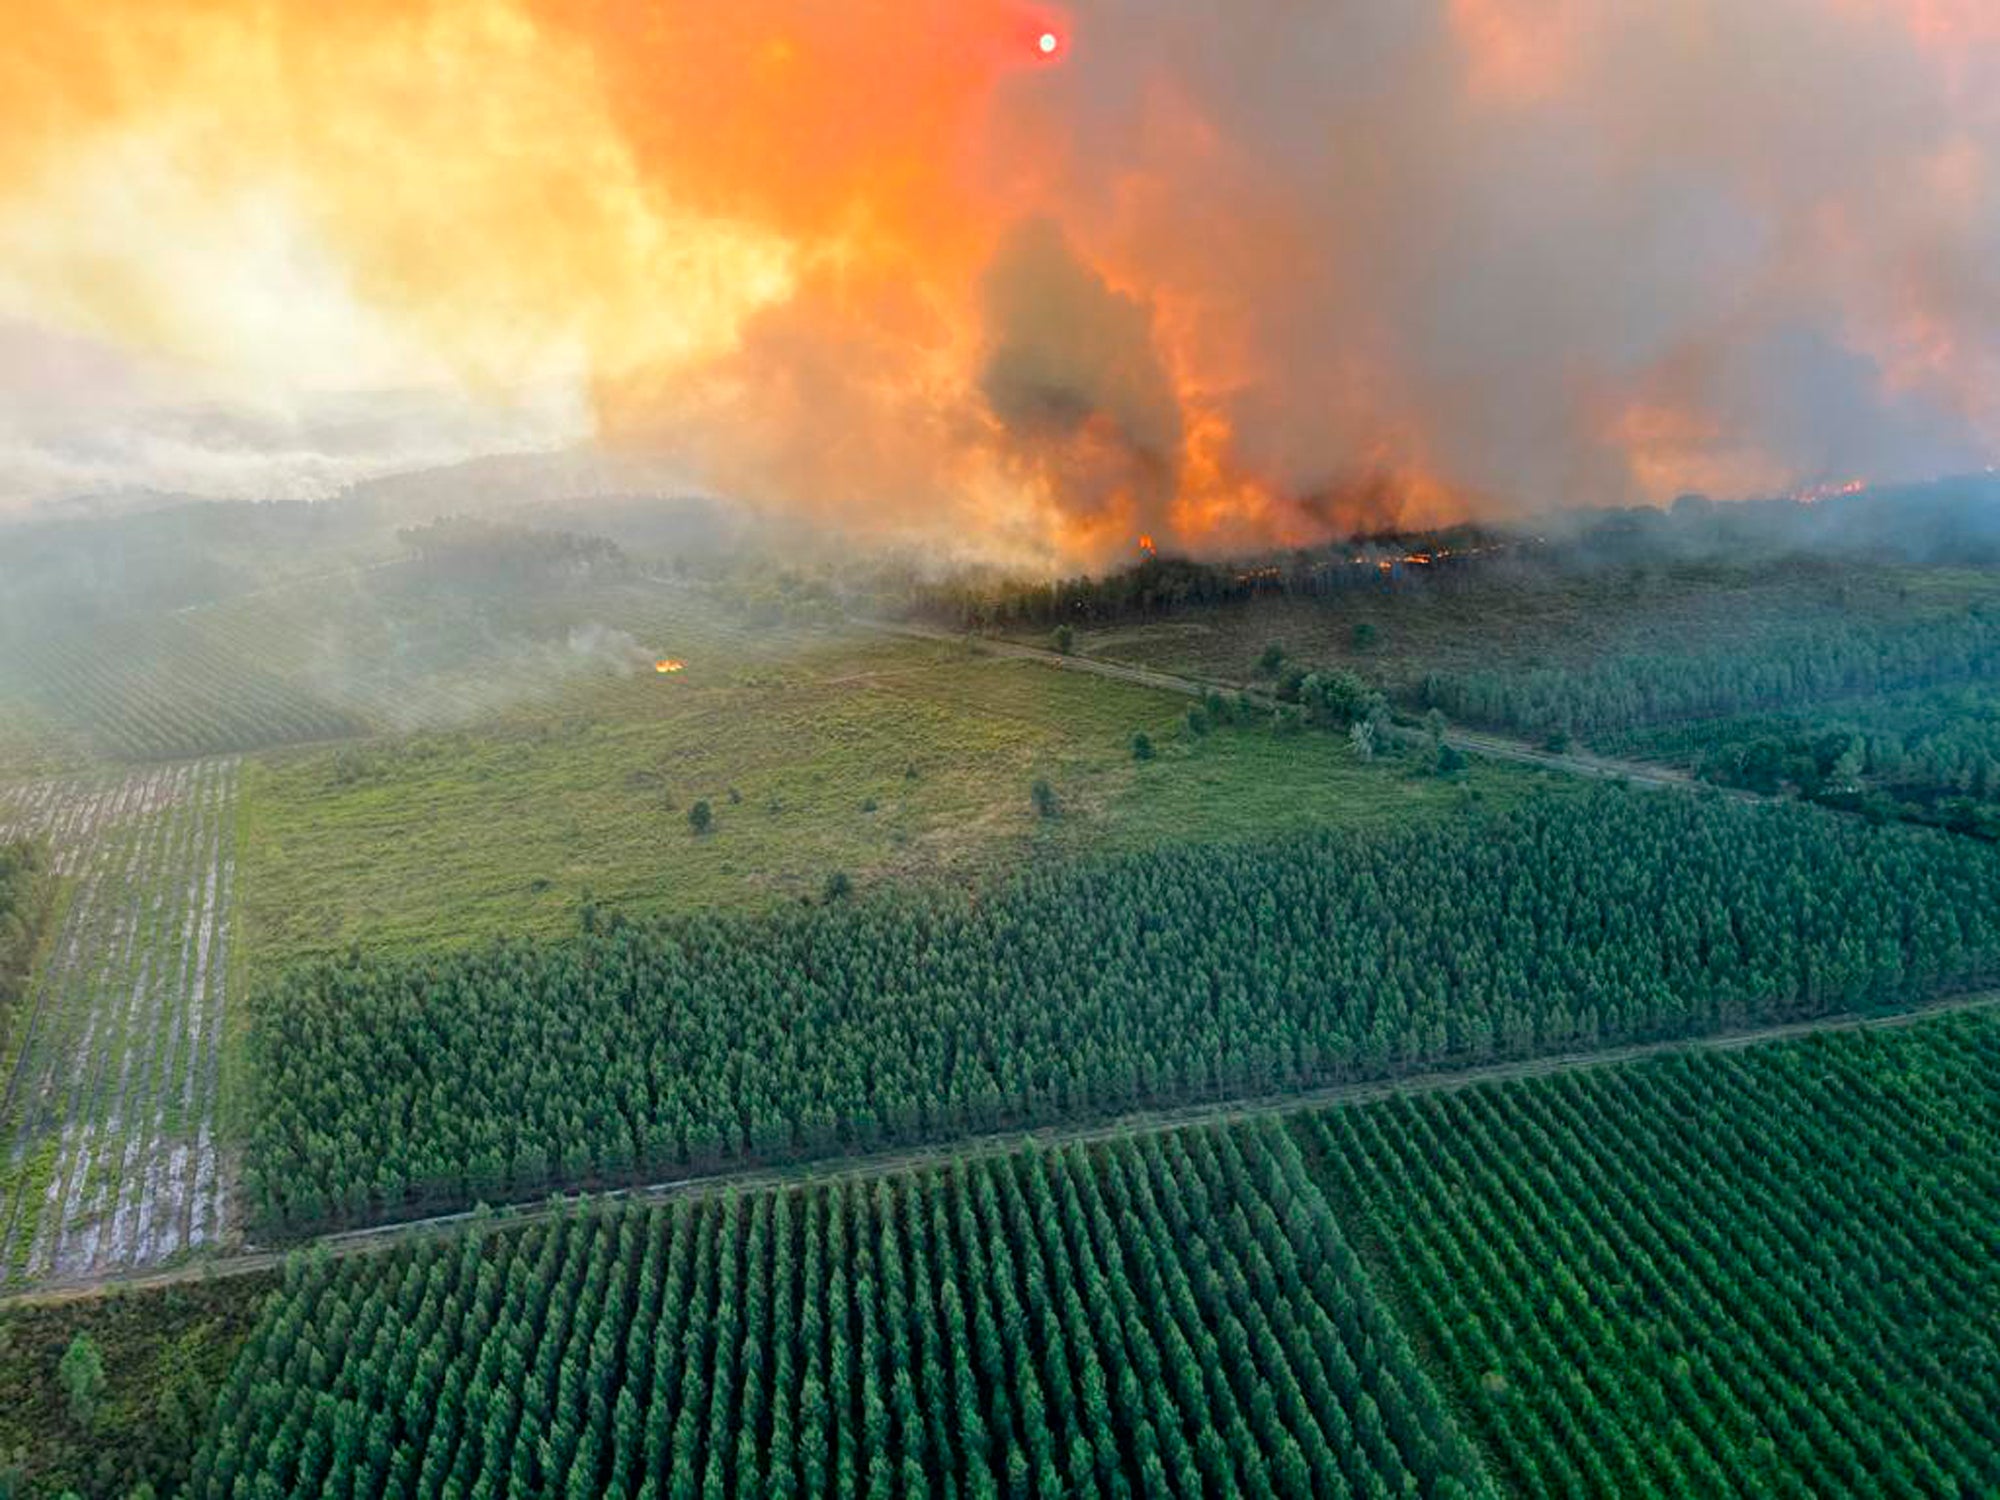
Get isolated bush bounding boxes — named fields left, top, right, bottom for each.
left=1031, top=778, right=1059, bottom=818
left=58, top=1335, right=103, bottom=1428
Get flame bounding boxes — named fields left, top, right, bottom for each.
left=1136, top=533, right=1156, bottom=555
left=654, top=658, right=685, bottom=674
left=0, top=1, right=1996, bottom=561
left=1790, top=477, right=1870, bottom=504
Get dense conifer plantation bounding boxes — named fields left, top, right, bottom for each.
left=1305, top=1010, right=2000, bottom=1497
left=246, top=789, right=2000, bottom=1230
left=1601, top=683, right=2000, bottom=836
left=1418, top=607, right=2000, bottom=741
left=193, top=1124, right=1492, bottom=1499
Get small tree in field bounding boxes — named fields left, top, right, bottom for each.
left=1052, top=624, right=1075, bottom=655
left=688, top=800, right=713, bottom=835
left=58, top=1332, right=104, bottom=1428
left=1031, top=779, right=1059, bottom=819
left=1131, top=732, right=1155, bottom=762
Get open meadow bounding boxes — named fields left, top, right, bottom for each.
left=235, top=608, right=1538, bottom=975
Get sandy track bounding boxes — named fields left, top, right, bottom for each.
left=0, top=759, right=238, bottom=1288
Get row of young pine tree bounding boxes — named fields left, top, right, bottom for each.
left=0, top=836, right=49, bottom=1021
left=191, top=1124, right=1491, bottom=1499
left=1417, top=606, right=2000, bottom=741
left=1308, top=1010, right=2000, bottom=1497
left=245, top=787, right=2000, bottom=1231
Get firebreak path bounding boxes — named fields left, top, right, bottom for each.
left=864, top=617, right=1738, bottom=795
left=7, top=987, right=1995, bottom=1308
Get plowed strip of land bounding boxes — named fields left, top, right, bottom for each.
left=0, top=760, right=237, bottom=1287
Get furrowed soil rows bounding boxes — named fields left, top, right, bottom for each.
left=0, top=758, right=237, bottom=1287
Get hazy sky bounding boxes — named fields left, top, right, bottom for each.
left=3, top=1, right=1997, bottom=559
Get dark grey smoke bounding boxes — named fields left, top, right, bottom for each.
left=977, top=217, right=1184, bottom=533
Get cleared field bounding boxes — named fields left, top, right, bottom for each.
left=0, top=760, right=238, bottom=1286
left=238, top=628, right=1535, bottom=974
left=1304, top=1009, right=2000, bottom=1497
left=178, top=571, right=773, bottom=736
left=190, top=1122, right=1490, bottom=1499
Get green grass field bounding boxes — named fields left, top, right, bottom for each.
left=237, top=627, right=1541, bottom=976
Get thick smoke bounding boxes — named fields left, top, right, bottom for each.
left=1, top=1, right=1997, bottom=561
left=977, top=218, right=1183, bottom=540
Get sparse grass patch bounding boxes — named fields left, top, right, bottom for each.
left=239, top=634, right=1539, bottom=976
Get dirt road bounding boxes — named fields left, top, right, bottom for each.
left=866, top=618, right=1731, bottom=793
left=9, top=987, right=1994, bottom=1308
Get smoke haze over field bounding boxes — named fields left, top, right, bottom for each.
left=2, top=1, right=1998, bottom=560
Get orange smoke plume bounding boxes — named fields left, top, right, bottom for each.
left=1, top=1, right=1997, bottom=562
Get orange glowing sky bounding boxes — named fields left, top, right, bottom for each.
left=1, top=1, right=1997, bottom=561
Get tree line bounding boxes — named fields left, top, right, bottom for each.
left=244, top=788, right=2000, bottom=1230
left=1600, top=683, right=2000, bottom=839
left=1418, top=607, right=2000, bottom=742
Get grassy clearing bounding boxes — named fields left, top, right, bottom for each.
left=238, top=629, right=1541, bottom=976
left=0, top=1274, right=272, bottom=1500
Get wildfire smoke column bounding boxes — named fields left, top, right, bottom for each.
left=0, top=2, right=1996, bottom=561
